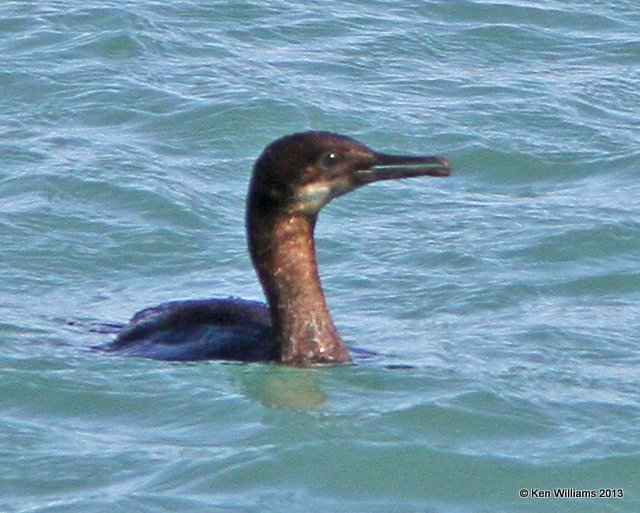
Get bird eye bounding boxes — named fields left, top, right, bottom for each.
left=319, top=152, right=342, bottom=170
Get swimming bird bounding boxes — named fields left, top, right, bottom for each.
left=102, top=131, right=451, bottom=366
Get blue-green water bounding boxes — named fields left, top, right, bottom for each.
left=1, top=1, right=639, bottom=512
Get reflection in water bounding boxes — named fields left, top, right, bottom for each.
left=237, top=365, right=327, bottom=410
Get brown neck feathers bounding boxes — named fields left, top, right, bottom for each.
left=247, top=210, right=351, bottom=366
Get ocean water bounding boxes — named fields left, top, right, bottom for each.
left=1, top=0, right=639, bottom=512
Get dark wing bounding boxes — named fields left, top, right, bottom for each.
left=100, top=298, right=277, bottom=362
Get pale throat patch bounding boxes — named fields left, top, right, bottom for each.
left=294, top=179, right=353, bottom=214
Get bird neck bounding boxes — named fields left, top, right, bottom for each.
left=247, top=209, right=351, bottom=366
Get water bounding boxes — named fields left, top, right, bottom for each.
left=1, top=1, right=639, bottom=512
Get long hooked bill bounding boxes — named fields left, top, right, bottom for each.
left=355, top=153, right=451, bottom=184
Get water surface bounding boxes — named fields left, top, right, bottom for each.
left=1, top=1, right=639, bottom=512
